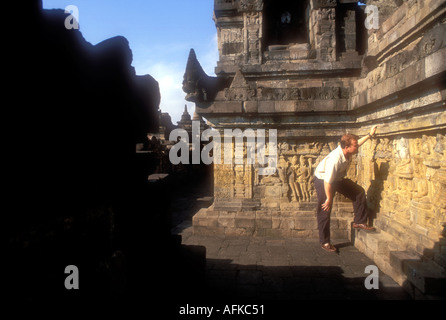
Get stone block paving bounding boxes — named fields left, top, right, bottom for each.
left=170, top=181, right=411, bottom=301
left=175, top=223, right=411, bottom=301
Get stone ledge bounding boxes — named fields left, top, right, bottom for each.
left=351, top=48, right=446, bottom=111
left=368, top=0, right=445, bottom=57
left=192, top=206, right=351, bottom=239
left=391, top=251, right=446, bottom=296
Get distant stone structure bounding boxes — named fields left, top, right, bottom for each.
left=140, top=105, right=210, bottom=176
left=184, top=0, right=446, bottom=297
left=6, top=0, right=207, bottom=304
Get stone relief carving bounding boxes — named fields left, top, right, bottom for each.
left=254, top=141, right=333, bottom=203
left=213, top=132, right=445, bottom=234
left=239, top=0, right=263, bottom=12
left=288, top=155, right=300, bottom=202
left=393, top=137, right=413, bottom=179
left=363, top=23, right=445, bottom=88
left=318, top=8, right=335, bottom=27
left=412, top=136, right=430, bottom=203
left=224, top=69, right=257, bottom=101
left=224, top=80, right=349, bottom=102
left=244, top=11, right=262, bottom=64
left=370, top=133, right=446, bottom=232
left=312, top=6, right=336, bottom=62
left=259, top=87, right=347, bottom=101
left=431, top=134, right=446, bottom=209
left=221, top=28, right=244, bottom=56
left=295, top=156, right=314, bottom=202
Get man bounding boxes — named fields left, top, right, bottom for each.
left=314, top=126, right=377, bottom=253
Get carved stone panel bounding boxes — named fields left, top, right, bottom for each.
left=220, top=28, right=244, bottom=56
left=244, top=11, right=262, bottom=64
left=213, top=137, right=335, bottom=203
left=361, top=133, right=446, bottom=239
left=310, top=7, right=336, bottom=61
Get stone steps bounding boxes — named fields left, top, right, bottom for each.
left=192, top=202, right=353, bottom=239
left=395, top=254, right=446, bottom=297
left=375, top=213, right=445, bottom=266
left=352, top=223, right=446, bottom=298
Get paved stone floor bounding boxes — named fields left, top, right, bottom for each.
left=176, top=226, right=410, bottom=301
left=170, top=179, right=411, bottom=302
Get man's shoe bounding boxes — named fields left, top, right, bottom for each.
left=321, top=243, right=337, bottom=253
left=352, top=223, right=375, bottom=231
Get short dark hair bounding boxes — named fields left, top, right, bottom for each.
left=340, top=134, right=359, bottom=148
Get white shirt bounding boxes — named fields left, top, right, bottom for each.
left=314, top=145, right=351, bottom=184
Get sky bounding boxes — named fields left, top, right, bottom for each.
left=42, top=0, right=219, bottom=124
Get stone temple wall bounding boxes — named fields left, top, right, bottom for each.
left=193, top=136, right=359, bottom=239
left=184, top=0, right=446, bottom=297
left=350, top=0, right=446, bottom=296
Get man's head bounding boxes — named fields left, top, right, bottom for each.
left=340, top=134, right=359, bottom=156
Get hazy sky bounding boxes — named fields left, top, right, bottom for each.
left=42, top=0, right=219, bottom=123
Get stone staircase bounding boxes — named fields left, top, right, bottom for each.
left=352, top=215, right=446, bottom=299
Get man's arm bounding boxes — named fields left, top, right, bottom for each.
left=321, top=180, right=334, bottom=212
left=358, top=125, right=378, bottom=147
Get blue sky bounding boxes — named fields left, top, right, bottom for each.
left=43, top=0, right=218, bottom=123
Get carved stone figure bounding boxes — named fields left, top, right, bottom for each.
left=288, top=155, right=300, bottom=202
left=278, top=155, right=290, bottom=199
left=393, top=137, right=413, bottom=179
left=296, top=156, right=312, bottom=202
left=412, top=136, right=430, bottom=203
left=432, top=134, right=446, bottom=209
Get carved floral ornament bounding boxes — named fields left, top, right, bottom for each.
left=239, top=0, right=263, bottom=11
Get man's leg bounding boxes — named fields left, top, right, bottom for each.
left=335, top=179, right=368, bottom=224
left=314, top=177, right=332, bottom=244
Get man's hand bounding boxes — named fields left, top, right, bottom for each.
left=359, top=125, right=378, bottom=147
left=370, top=125, right=378, bottom=137
left=321, top=197, right=332, bottom=212
left=323, top=181, right=334, bottom=212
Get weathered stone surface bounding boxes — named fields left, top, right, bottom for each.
left=185, top=0, right=446, bottom=299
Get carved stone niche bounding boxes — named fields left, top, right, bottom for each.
left=336, top=2, right=367, bottom=59
left=262, top=0, right=309, bottom=49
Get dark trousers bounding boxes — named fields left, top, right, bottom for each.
left=314, top=176, right=368, bottom=245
